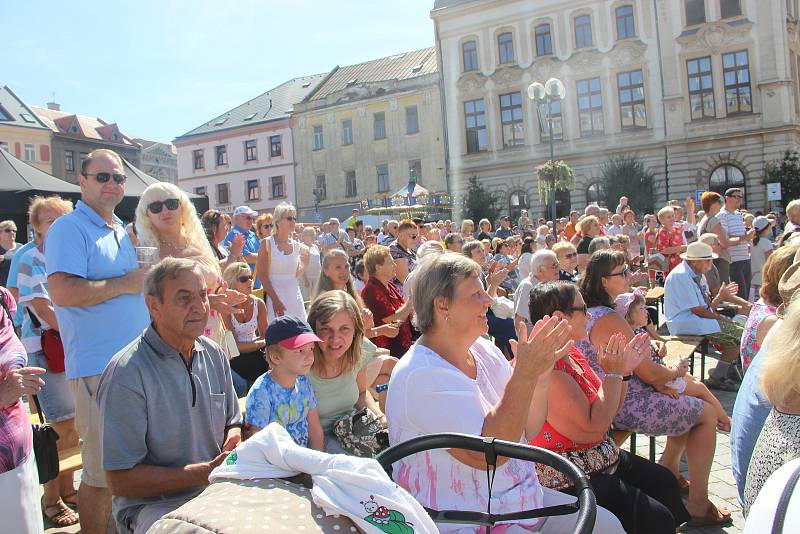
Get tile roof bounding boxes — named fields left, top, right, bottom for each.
left=30, top=105, right=137, bottom=146
left=175, top=73, right=328, bottom=140
left=306, top=47, right=438, bottom=102
left=0, top=86, right=49, bottom=130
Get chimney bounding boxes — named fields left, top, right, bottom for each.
left=46, top=102, right=60, bottom=111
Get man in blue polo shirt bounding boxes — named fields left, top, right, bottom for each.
left=46, top=148, right=150, bottom=534
left=224, top=205, right=260, bottom=287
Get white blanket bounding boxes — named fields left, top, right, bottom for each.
left=210, top=423, right=439, bottom=534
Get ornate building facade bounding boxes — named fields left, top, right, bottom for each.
left=134, top=138, right=178, bottom=184
left=432, top=0, right=800, bottom=217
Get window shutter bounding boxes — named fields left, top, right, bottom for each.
left=40, top=145, right=50, bottom=162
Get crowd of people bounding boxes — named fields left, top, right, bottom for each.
left=2, top=148, right=800, bottom=533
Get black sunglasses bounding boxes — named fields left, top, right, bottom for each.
left=237, top=275, right=252, bottom=283
left=85, top=172, right=126, bottom=184
left=3, top=228, right=16, bottom=233
left=564, top=252, right=578, bottom=259
left=570, top=304, right=588, bottom=315
left=285, top=216, right=297, bottom=221
left=148, top=198, right=180, bottom=214
left=606, top=265, right=630, bottom=278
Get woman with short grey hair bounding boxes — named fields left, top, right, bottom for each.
left=386, top=254, right=623, bottom=534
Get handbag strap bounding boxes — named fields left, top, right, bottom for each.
left=772, top=462, right=800, bottom=534
left=31, top=394, right=46, bottom=425
left=0, top=290, right=11, bottom=326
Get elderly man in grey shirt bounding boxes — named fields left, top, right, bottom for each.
left=98, top=257, right=242, bottom=534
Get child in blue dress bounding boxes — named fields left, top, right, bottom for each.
left=245, top=316, right=324, bottom=449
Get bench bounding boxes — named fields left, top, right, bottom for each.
left=645, top=286, right=666, bottom=318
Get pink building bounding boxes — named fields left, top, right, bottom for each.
left=174, top=74, right=326, bottom=213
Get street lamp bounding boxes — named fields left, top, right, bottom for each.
left=528, top=77, right=566, bottom=236
left=313, top=187, right=324, bottom=223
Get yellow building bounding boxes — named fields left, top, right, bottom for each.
left=0, top=86, right=52, bottom=174
left=293, top=48, right=447, bottom=221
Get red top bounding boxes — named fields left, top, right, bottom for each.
left=530, top=347, right=603, bottom=452
left=361, top=277, right=413, bottom=358
left=656, top=226, right=684, bottom=273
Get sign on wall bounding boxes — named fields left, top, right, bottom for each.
left=767, top=183, right=782, bottom=201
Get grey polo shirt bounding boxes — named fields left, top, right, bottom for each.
left=97, top=325, right=242, bottom=530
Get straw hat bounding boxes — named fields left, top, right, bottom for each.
left=680, top=242, right=718, bottom=261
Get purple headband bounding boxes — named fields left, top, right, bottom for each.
left=614, top=288, right=646, bottom=318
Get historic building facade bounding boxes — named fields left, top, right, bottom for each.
left=134, top=138, right=178, bottom=184
left=292, top=48, right=447, bottom=221
left=0, top=86, right=53, bottom=174
left=31, top=102, right=140, bottom=183
left=432, top=0, right=800, bottom=218
left=174, top=74, right=326, bottom=213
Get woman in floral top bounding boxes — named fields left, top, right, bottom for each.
left=361, top=245, right=413, bottom=357
left=656, top=206, right=687, bottom=274
left=740, top=244, right=797, bottom=370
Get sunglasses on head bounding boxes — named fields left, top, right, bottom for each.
left=148, top=198, right=180, bottom=214
left=85, top=172, right=126, bottom=184
left=238, top=275, right=252, bottom=283
left=570, top=304, right=588, bottom=315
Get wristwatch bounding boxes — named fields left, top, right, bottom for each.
left=606, top=373, right=624, bottom=380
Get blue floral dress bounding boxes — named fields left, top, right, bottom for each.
left=577, top=308, right=704, bottom=436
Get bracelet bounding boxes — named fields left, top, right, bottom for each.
left=605, top=373, right=624, bottom=381
left=623, top=374, right=632, bottom=382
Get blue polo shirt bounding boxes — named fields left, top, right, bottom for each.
left=223, top=225, right=261, bottom=288
left=45, top=201, right=149, bottom=379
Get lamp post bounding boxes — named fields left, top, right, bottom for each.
left=313, top=187, right=324, bottom=224
left=528, top=78, right=566, bottom=237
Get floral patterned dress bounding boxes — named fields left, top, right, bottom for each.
left=740, top=301, right=777, bottom=371
left=656, top=226, right=685, bottom=274
left=612, top=328, right=704, bottom=436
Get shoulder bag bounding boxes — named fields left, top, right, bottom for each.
left=251, top=237, right=271, bottom=301
left=332, top=407, right=389, bottom=458
left=535, top=435, right=620, bottom=491
left=0, top=294, right=60, bottom=483
left=26, top=308, right=65, bottom=373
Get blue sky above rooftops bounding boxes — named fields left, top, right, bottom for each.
left=1, top=0, right=434, bottom=141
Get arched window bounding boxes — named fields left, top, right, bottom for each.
left=586, top=182, right=606, bottom=206
left=709, top=164, right=746, bottom=202
left=509, top=189, right=528, bottom=220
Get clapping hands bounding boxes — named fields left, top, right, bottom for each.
left=510, top=316, right=573, bottom=379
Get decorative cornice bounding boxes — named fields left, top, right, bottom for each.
left=456, top=70, right=488, bottom=94
left=490, top=64, right=525, bottom=90
left=676, top=20, right=752, bottom=55
left=607, top=40, right=647, bottom=68
left=565, top=48, right=605, bottom=74
left=526, top=57, right=562, bottom=84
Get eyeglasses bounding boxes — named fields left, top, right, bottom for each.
left=3, top=228, right=16, bottom=234
left=606, top=265, right=630, bottom=278
left=570, top=304, right=588, bottom=315
left=148, top=198, right=180, bottom=214
left=262, top=224, right=273, bottom=230
left=411, top=234, right=418, bottom=239
left=85, top=172, right=126, bottom=184
left=237, top=275, right=252, bottom=283
left=564, top=252, right=578, bottom=260
left=729, top=195, right=743, bottom=199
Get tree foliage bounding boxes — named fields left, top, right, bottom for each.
left=764, top=150, right=800, bottom=204
left=462, top=175, right=501, bottom=224
left=599, top=154, right=655, bottom=215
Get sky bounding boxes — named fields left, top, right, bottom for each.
left=1, top=0, right=436, bottom=142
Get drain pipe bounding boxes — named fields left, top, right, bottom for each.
left=653, top=0, right=670, bottom=202
left=434, top=18, right=453, bottom=218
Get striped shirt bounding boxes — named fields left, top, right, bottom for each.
left=16, top=247, right=51, bottom=353
left=719, top=208, right=750, bottom=263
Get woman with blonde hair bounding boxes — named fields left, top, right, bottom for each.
left=256, top=202, right=309, bottom=322
left=255, top=212, right=273, bottom=240
left=743, top=294, right=800, bottom=515
left=307, top=290, right=385, bottom=453
left=476, top=218, right=492, bottom=241
left=0, top=220, right=23, bottom=286
left=221, top=262, right=268, bottom=385
left=135, top=182, right=246, bottom=344
left=460, top=218, right=475, bottom=239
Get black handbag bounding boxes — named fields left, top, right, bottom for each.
left=0, top=292, right=61, bottom=483
left=30, top=394, right=60, bottom=483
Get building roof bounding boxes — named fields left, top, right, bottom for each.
left=0, top=86, right=50, bottom=130
left=175, top=73, right=328, bottom=141
left=305, top=47, right=438, bottom=102
left=30, top=105, right=138, bottom=146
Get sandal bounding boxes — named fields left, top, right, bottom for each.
left=679, top=503, right=732, bottom=531
left=42, top=498, right=80, bottom=527
left=705, top=376, right=739, bottom=392
left=62, top=490, right=78, bottom=508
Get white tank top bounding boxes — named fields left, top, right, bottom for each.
left=231, top=297, right=259, bottom=343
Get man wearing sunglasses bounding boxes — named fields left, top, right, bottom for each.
left=44, top=148, right=150, bottom=534
left=224, top=206, right=261, bottom=288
